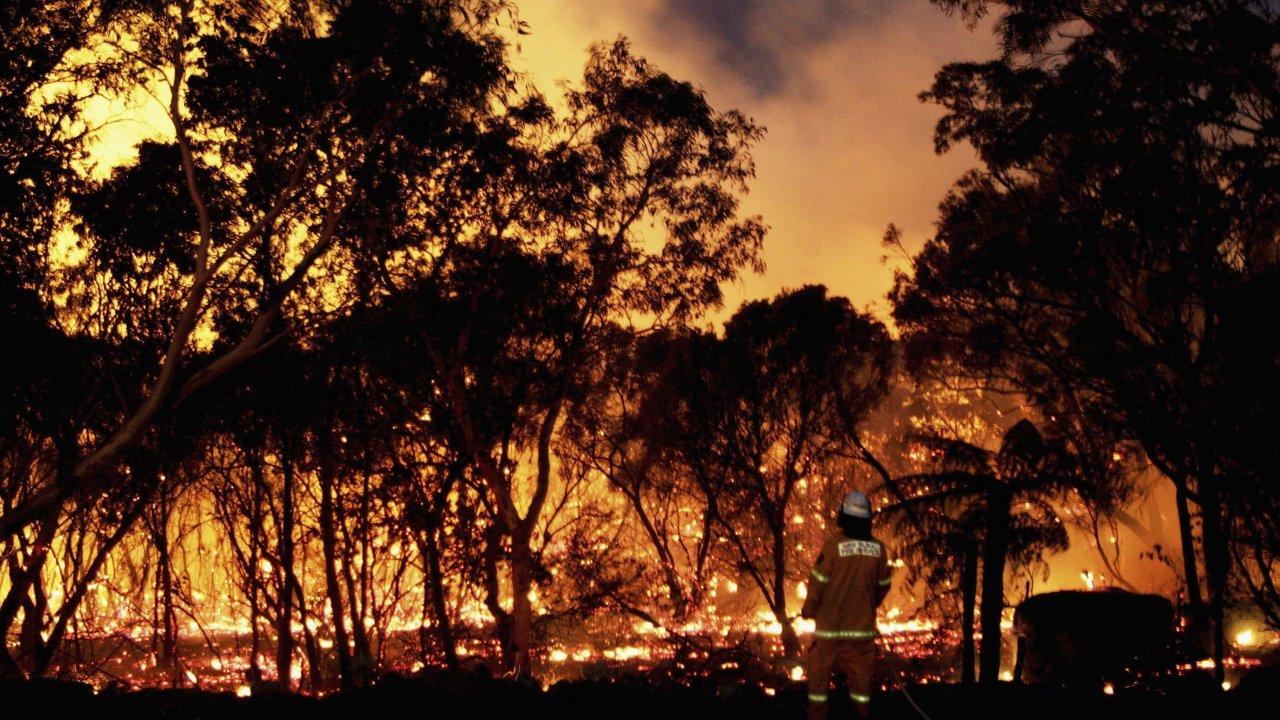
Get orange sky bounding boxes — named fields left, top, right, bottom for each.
left=511, top=1, right=999, bottom=329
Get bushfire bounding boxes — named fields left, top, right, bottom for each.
left=1, top=399, right=1269, bottom=694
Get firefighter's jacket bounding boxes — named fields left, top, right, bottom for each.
left=801, top=533, right=891, bottom=640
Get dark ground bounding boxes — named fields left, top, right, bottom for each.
left=2, top=665, right=1273, bottom=720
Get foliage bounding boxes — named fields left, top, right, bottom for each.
left=671, top=285, right=894, bottom=657
left=881, top=420, right=1079, bottom=683
left=897, top=0, right=1280, bottom=678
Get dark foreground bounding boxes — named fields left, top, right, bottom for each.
left=2, top=667, right=1272, bottom=720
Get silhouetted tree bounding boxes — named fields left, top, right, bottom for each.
left=881, top=420, right=1077, bottom=684
left=677, top=285, right=893, bottom=659
left=897, top=0, right=1280, bottom=680
left=562, top=327, right=720, bottom=635
left=0, top=0, right=516, bottom=542
left=375, top=39, right=766, bottom=674
left=1, top=1, right=771, bottom=683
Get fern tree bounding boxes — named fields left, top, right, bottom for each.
left=880, top=419, right=1079, bottom=684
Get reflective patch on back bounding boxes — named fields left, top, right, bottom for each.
left=837, top=540, right=881, bottom=558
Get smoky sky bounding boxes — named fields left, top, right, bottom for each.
left=514, top=0, right=999, bottom=323
left=652, top=0, right=898, bottom=96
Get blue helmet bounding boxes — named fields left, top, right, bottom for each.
left=841, top=490, right=871, bottom=519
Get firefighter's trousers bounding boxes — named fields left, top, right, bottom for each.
left=805, top=638, right=876, bottom=720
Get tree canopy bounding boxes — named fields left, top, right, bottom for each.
left=0, top=0, right=777, bottom=682
left=896, top=0, right=1280, bottom=680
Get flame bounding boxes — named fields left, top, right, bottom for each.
left=2, top=422, right=1207, bottom=695
left=603, top=646, right=647, bottom=661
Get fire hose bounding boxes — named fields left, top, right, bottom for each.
left=876, top=633, right=935, bottom=720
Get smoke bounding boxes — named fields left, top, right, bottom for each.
left=511, top=1, right=998, bottom=325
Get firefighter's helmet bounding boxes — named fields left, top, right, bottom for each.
left=841, top=490, right=871, bottom=519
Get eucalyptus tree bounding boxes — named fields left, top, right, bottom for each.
left=676, top=285, right=894, bottom=659
left=0, top=0, right=123, bottom=677
left=368, top=39, right=766, bottom=675
left=0, top=0, right=518, bottom=543
left=895, top=0, right=1280, bottom=679
left=561, top=327, right=720, bottom=633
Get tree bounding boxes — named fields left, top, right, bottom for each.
left=0, top=0, right=515, bottom=541
left=374, top=39, right=766, bottom=675
left=676, top=285, right=894, bottom=659
left=894, top=0, right=1280, bottom=681
left=880, top=420, right=1077, bottom=684
left=562, top=327, right=720, bottom=631
left=0, top=0, right=107, bottom=325
left=1, top=2, right=768, bottom=682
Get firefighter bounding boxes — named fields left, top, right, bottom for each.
left=800, top=489, right=892, bottom=720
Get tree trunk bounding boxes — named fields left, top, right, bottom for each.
left=1198, top=482, right=1228, bottom=687
left=1174, top=479, right=1209, bottom=656
left=508, top=531, right=535, bottom=676
left=619, top=483, right=688, bottom=619
left=318, top=441, right=354, bottom=689
left=247, top=455, right=263, bottom=684
left=421, top=529, right=459, bottom=670
left=773, top=522, right=800, bottom=659
left=336, top=482, right=372, bottom=685
left=289, top=577, right=323, bottom=692
left=276, top=443, right=296, bottom=688
left=979, top=487, right=1011, bottom=684
left=481, top=524, right=514, bottom=670
left=0, top=508, right=59, bottom=677
left=961, top=543, right=979, bottom=685
left=152, top=514, right=180, bottom=686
